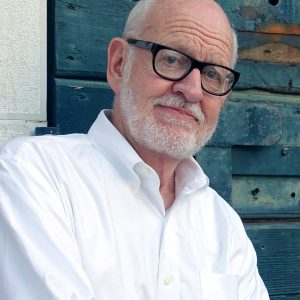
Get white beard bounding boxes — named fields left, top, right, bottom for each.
left=118, top=84, right=217, bottom=160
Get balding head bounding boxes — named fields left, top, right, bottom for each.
left=123, top=0, right=238, bottom=67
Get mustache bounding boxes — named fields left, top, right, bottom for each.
left=153, top=95, right=205, bottom=123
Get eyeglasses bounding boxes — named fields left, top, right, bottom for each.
left=127, top=38, right=240, bottom=96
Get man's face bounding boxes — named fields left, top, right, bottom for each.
left=118, top=49, right=216, bottom=159
left=113, top=0, right=233, bottom=159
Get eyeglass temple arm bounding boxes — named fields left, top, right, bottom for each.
left=127, top=39, right=153, bottom=50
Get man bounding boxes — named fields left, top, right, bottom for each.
left=0, top=0, right=269, bottom=299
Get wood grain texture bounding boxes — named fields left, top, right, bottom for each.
left=54, top=0, right=133, bottom=79
left=232, top=176, right=300, bottom=215
left=281, top=104, right=300, bottom=145
left=271, top=296, right=300, bottom=300
left=232, top=146, right=300, bottom=176
left=50, top=78, right=114, bottom=133
left=238, top=32, right=300, bottom=64
left=217, top=0, right=300, bottom=34
left=235, top=61, right=300, bottom=93
left=230, top=91, right=300, bottom=145
left=245, top=223, right=300, bottom=297
left=196, top=146, right=232, bottom=201
left=211, top=100, right=281, bottom=146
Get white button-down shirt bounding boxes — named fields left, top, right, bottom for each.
left=0, top=110, right=269, bottom=300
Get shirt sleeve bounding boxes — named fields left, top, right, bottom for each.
left=0, top=144, right=95, bottom=300
left=238, top=237, right=270, bottom=299
left=228, top=208, right=270, bottom=300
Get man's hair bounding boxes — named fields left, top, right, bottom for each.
left=123, top=0, right=238, bottom=67
left=231, top=29, right=238, bottom=67
left=123, top=0, right=156, bottom=39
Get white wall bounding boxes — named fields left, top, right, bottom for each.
left=0, top=0, right=47, bottom=145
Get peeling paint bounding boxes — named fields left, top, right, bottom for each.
left=239, top=42, right=300, bottom=64
left=239, top=5, right=258, bottom=20
left=257, top=24, right=300, bottom=35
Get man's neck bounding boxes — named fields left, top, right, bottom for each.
left=111, top=110, right=181, bottom=210
left=136, top=147, right=181, bottom=210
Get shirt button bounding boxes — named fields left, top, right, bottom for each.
left=129, top=183, right=139, bottom=192
left=164, top=276, right=172, bottom=286
left=143, top=168, right=151, bottom=176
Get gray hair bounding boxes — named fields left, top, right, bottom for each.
left=123, top=0, right=238, bottom=67
left=231, top=28, right=238, bottom=67
left=123, top=0, right=156, bottom=39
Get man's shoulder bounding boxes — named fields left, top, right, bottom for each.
left=0, top=133, right=89, bottom=163
left=198, top=186, right=247, bottom=236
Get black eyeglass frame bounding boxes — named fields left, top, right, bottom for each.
left=127, top=38, right=240, bottom=96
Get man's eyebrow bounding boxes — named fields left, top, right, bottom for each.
left=168, top=43, right=190, bottom=54
left=163, top=41, right=229, bottom=66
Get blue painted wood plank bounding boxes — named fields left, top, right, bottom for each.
left=281, top=103, right=300, bottom=145
left=231, top=91, right=300, bottom=145
left=235, top=61, right=300, bottom=93
left=232, top=146, right=300, bottom=176
left=238, top=32, right=300, bottom=52
left=237, top=31, right=300, bottom=64
left=211, top=101, right=281, bottom=146
left=271, top=296, right=300, bottom=300
left=217, top=0, right=300, bottom=34
left=245, top=223, right=300, bottom=297
left=54, top=0, right=133, bottom=79
left=196, top=146, right=232, bottom=201
left=51, top=79, right=114, bottom=134
left=232, top=176, right=300, bottom=215
left=35, top=127, right=60, bottom=135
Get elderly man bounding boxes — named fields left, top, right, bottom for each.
left=0, top=0, right=269, bottom=299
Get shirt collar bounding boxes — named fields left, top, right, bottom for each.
left=88, top=110, right=143, bottom=188
left=88, top=110, right=209, bottom=195
left=175, top=157, right=209, bottom=196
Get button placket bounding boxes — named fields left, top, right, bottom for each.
left=156, top=213, right=180, bottom=300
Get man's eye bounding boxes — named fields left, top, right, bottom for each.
left=165, top=56, right=178, bottom=64
left=206, top=70, right=218, bottom=79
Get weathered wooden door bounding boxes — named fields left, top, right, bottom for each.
left=47, top=0, right=300, bottom=298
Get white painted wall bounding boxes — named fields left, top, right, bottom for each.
left=0, top=0, right=47, bottom=145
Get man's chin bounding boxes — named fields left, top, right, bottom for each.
left=140, top=138, right=204, bottom=161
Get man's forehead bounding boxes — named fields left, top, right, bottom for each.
left=144, top=0, right=227, bottom=21
left=140, top=0, right=231, bottom=39
left=139, top=0, right=233, bottom=65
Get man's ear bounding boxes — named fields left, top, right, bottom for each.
left=107, top=38, right=129, bottom=94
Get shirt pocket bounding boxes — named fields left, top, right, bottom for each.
left=200, top=272, right=239, bottom=300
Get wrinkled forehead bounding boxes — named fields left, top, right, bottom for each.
left=139, top=0, right=233, bottom=65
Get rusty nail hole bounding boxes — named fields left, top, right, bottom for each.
left=264, top=49, right=271, bottom=54
left=291, top=192, right=296, bottom=198
left=67, top=3, right=76, bottom=10
left=281, top=147, right=288, bottom=156
left=79, top=95, right=87, bottom=101
left=260, top=245, right=265, bottom=250
left=251, top=188, right=260, bottom=196
left=268, top=0, right=279, bottom=5
left=66, top=56, right=74, bottom=61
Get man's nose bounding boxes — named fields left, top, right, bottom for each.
left=172, top=68, right=204, bottom=103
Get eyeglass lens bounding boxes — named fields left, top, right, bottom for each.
left=154, top=49, right=235, bottom=95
